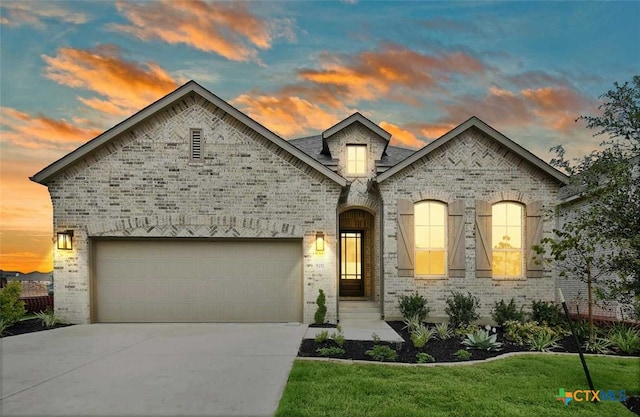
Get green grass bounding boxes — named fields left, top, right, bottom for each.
left=276, top=355, right=639, bottom=417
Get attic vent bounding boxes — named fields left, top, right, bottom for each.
left=190, top=129, right=202, bottom=161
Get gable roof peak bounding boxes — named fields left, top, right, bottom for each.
left=376, top=115, right=568, bottom=184
left=322, top=112, right=391, bottom=141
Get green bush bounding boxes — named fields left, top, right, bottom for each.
left=316, top=347, right=345, bottom=357
left=531, top=300, right=564, bottom=327
left=454, top=323, right=479, bottom=338
left=434, top=322, right=453, bottom=340
left=34, top=309, right=61, bottom=328
left=314, top=330, right=329, bottom=343
left=410, top=325, right=436, bottom=349
left=445, top=292, right=479, bottom=328
left=607, top=324, right=640, bottom=354
left=402, top=314, right=424, bottom=333
left=0, top=281, right=26, bottom=326
left=454, top=349, right=471, bottom=361
left=528, top=328, right=561, bottom=352
left=0, top=319, right=9, bottom=336
left=504, top=320, right=562, bottom=346
left=491, top=298, right=525, bottom=326
left=583, top=337, right=612, bottom=354
left=314, top=289, right=327, bottom=324
left=398, top=292, right=430, bottom=321
left=365, top=345, right=397, bottom=362
left=330, top=325, right=345, bottom=347
left=462, top=329, right=502, bottom=351
left=416, top=352, right=436, bottom=363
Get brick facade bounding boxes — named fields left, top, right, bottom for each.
left=35, top=82, right=565, bottom=325
left=378, top=127, right=561, bottom=321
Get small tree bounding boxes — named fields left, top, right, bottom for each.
left=314, top=289, right=327, bottom=324
left=0, top=281, right=26, bottom=326
left=542, top=75, right=640, bottom=326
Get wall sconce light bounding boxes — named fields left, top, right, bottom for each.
left=316, top=232, right=325, bottom=252
left=57, top=230, right=74, bottom=250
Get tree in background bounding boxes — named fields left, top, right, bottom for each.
left=540, top=76, right=640, bottom=329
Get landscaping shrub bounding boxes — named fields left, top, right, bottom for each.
left=410, top=325, right=436, bottom=349
left=434, top=322, right=453, bottom=340
left=0, top=281, right=26, bottom=326
left=528, top=328, right=561, bottom=352
left=365, top=345, right=397, bottom=362
left=314, top=289, right=327, bottom=324
left=398, top=292, right=430, bottom=321
left=416, top=352, right=435, bottom=363
left=445, top=292, right=479, bottom=328
left=530, top=300, right=564, bottom=327
left=504, top=320, right=562, bottom=346
left=402, top=314, right=424, bottom=333
left=491, top=298, right=525, bottom=326
left=583, top=337, right=612, bottom=354
left=316, top=347, right=345, bottom=357
left=34, top=309, right=61, bottom=328
left=314, top=330, right=329, bottom=343
left=330, top=325, right=345, bottom=347
left=462, top=329, right=502, bottom=351
left=607, top=324, right=640, bottom=354
left=454, top=349, right=471, bottom=361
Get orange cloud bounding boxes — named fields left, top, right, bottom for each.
left=42, top=45, right=180, bottom=117
left=232, top=94, right=347, bottom=138
left=412, top=123, right=457, bottom=140
left=298, top=45, right=486, bottom=104
left=379, top=122, right=425, bottom=149
left=1, top=106, right=102, bottom=150
left=0, top=1, right=88, bottom=27
left=111, top=0, right=290, bottom=62
left=433, top=84, right=596, bottom=134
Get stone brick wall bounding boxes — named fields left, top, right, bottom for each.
left=378, top=127, right=562, bottom=322
left=47, top=92, right=343, bottom=324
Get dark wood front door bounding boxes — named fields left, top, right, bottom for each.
left=340, top=231, right=364, bottom=297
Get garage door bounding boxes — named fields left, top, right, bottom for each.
left=94, top=239, right=302, bottom=323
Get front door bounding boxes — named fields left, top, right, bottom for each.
left=339, top=231, right=364, bottom=297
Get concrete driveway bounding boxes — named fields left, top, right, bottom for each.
left=1, top=323, right=307, bottom=417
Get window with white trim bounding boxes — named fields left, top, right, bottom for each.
left=492, top=202, right=524, bottom=278
left=190, top=128, right=202, bottom=161
left=346, top=145, right=367, bottom=175
left=414, top=201, right=447, bottom=276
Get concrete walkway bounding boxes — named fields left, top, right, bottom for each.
left=304, top=319, right=404, bottom=343
left=1, top=323, right=307, bottom=417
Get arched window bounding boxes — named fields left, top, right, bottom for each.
left=414, top=201, right=447, bottom=276
left=492, top=202, right=523, bottom=277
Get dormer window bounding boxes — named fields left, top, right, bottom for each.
left=346, top=145, right=367, bottom=175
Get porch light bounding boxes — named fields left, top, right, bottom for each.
left=316, top=232, right=325, bottom=252
left=57, top=230, right=74, bottom=250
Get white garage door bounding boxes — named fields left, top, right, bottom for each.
left=94, top=239, right=302, bottom=323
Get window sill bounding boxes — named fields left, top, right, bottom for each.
left=492, top=276, right=527, bottom=281
left=415, top=275, right=448, bottom=280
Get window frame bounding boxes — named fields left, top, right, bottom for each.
left=346, top=144, right=367, bottom=176
left=491, top=201, right=525, bottom=279
left=414, top=200, right=448, bottom=278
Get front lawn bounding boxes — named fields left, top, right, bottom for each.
left=276, top=355, right=639, bottom=417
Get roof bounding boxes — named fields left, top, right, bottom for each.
left=288, top=135, right=416, bottom=169
left=322, top=112, right=391, bottom=142
left=30, top=81, right=348, bottom=187
left=376, top=116, right=569, bottom=184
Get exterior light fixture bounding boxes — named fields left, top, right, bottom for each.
left=316, top=232, right=325, bottom=252
left=57, top=230, right=74, bottom=250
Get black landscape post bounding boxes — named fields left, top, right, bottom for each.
left=558, top=288, right=597, bottom=400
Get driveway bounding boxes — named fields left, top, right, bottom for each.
left=1, top=323, right=307, bottom=416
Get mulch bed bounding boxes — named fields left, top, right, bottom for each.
left=1, top=318, right=73, bottom=338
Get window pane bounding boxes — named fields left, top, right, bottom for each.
left=492, top=251, right=506, bottom=276
left=415, top=226, right=429, bottom=248
left=492, top=203, right=507, bottom=225
left=429, top=250, right=446, bottom=275
left=429, top=225, right=445, bottom=248
left=430, top=204, right=446, bottom=226
left=507, top=226, right=521, bottom=248
left=507, top=203, right=522, bottom=225
left=506, top=252, right=522, bottom=277
left=415, top=251, right=429, bottom=275
left=415, top=204, right=428, bottom=226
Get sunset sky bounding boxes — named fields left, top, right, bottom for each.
left=1, top=0, right=639, bottom=273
